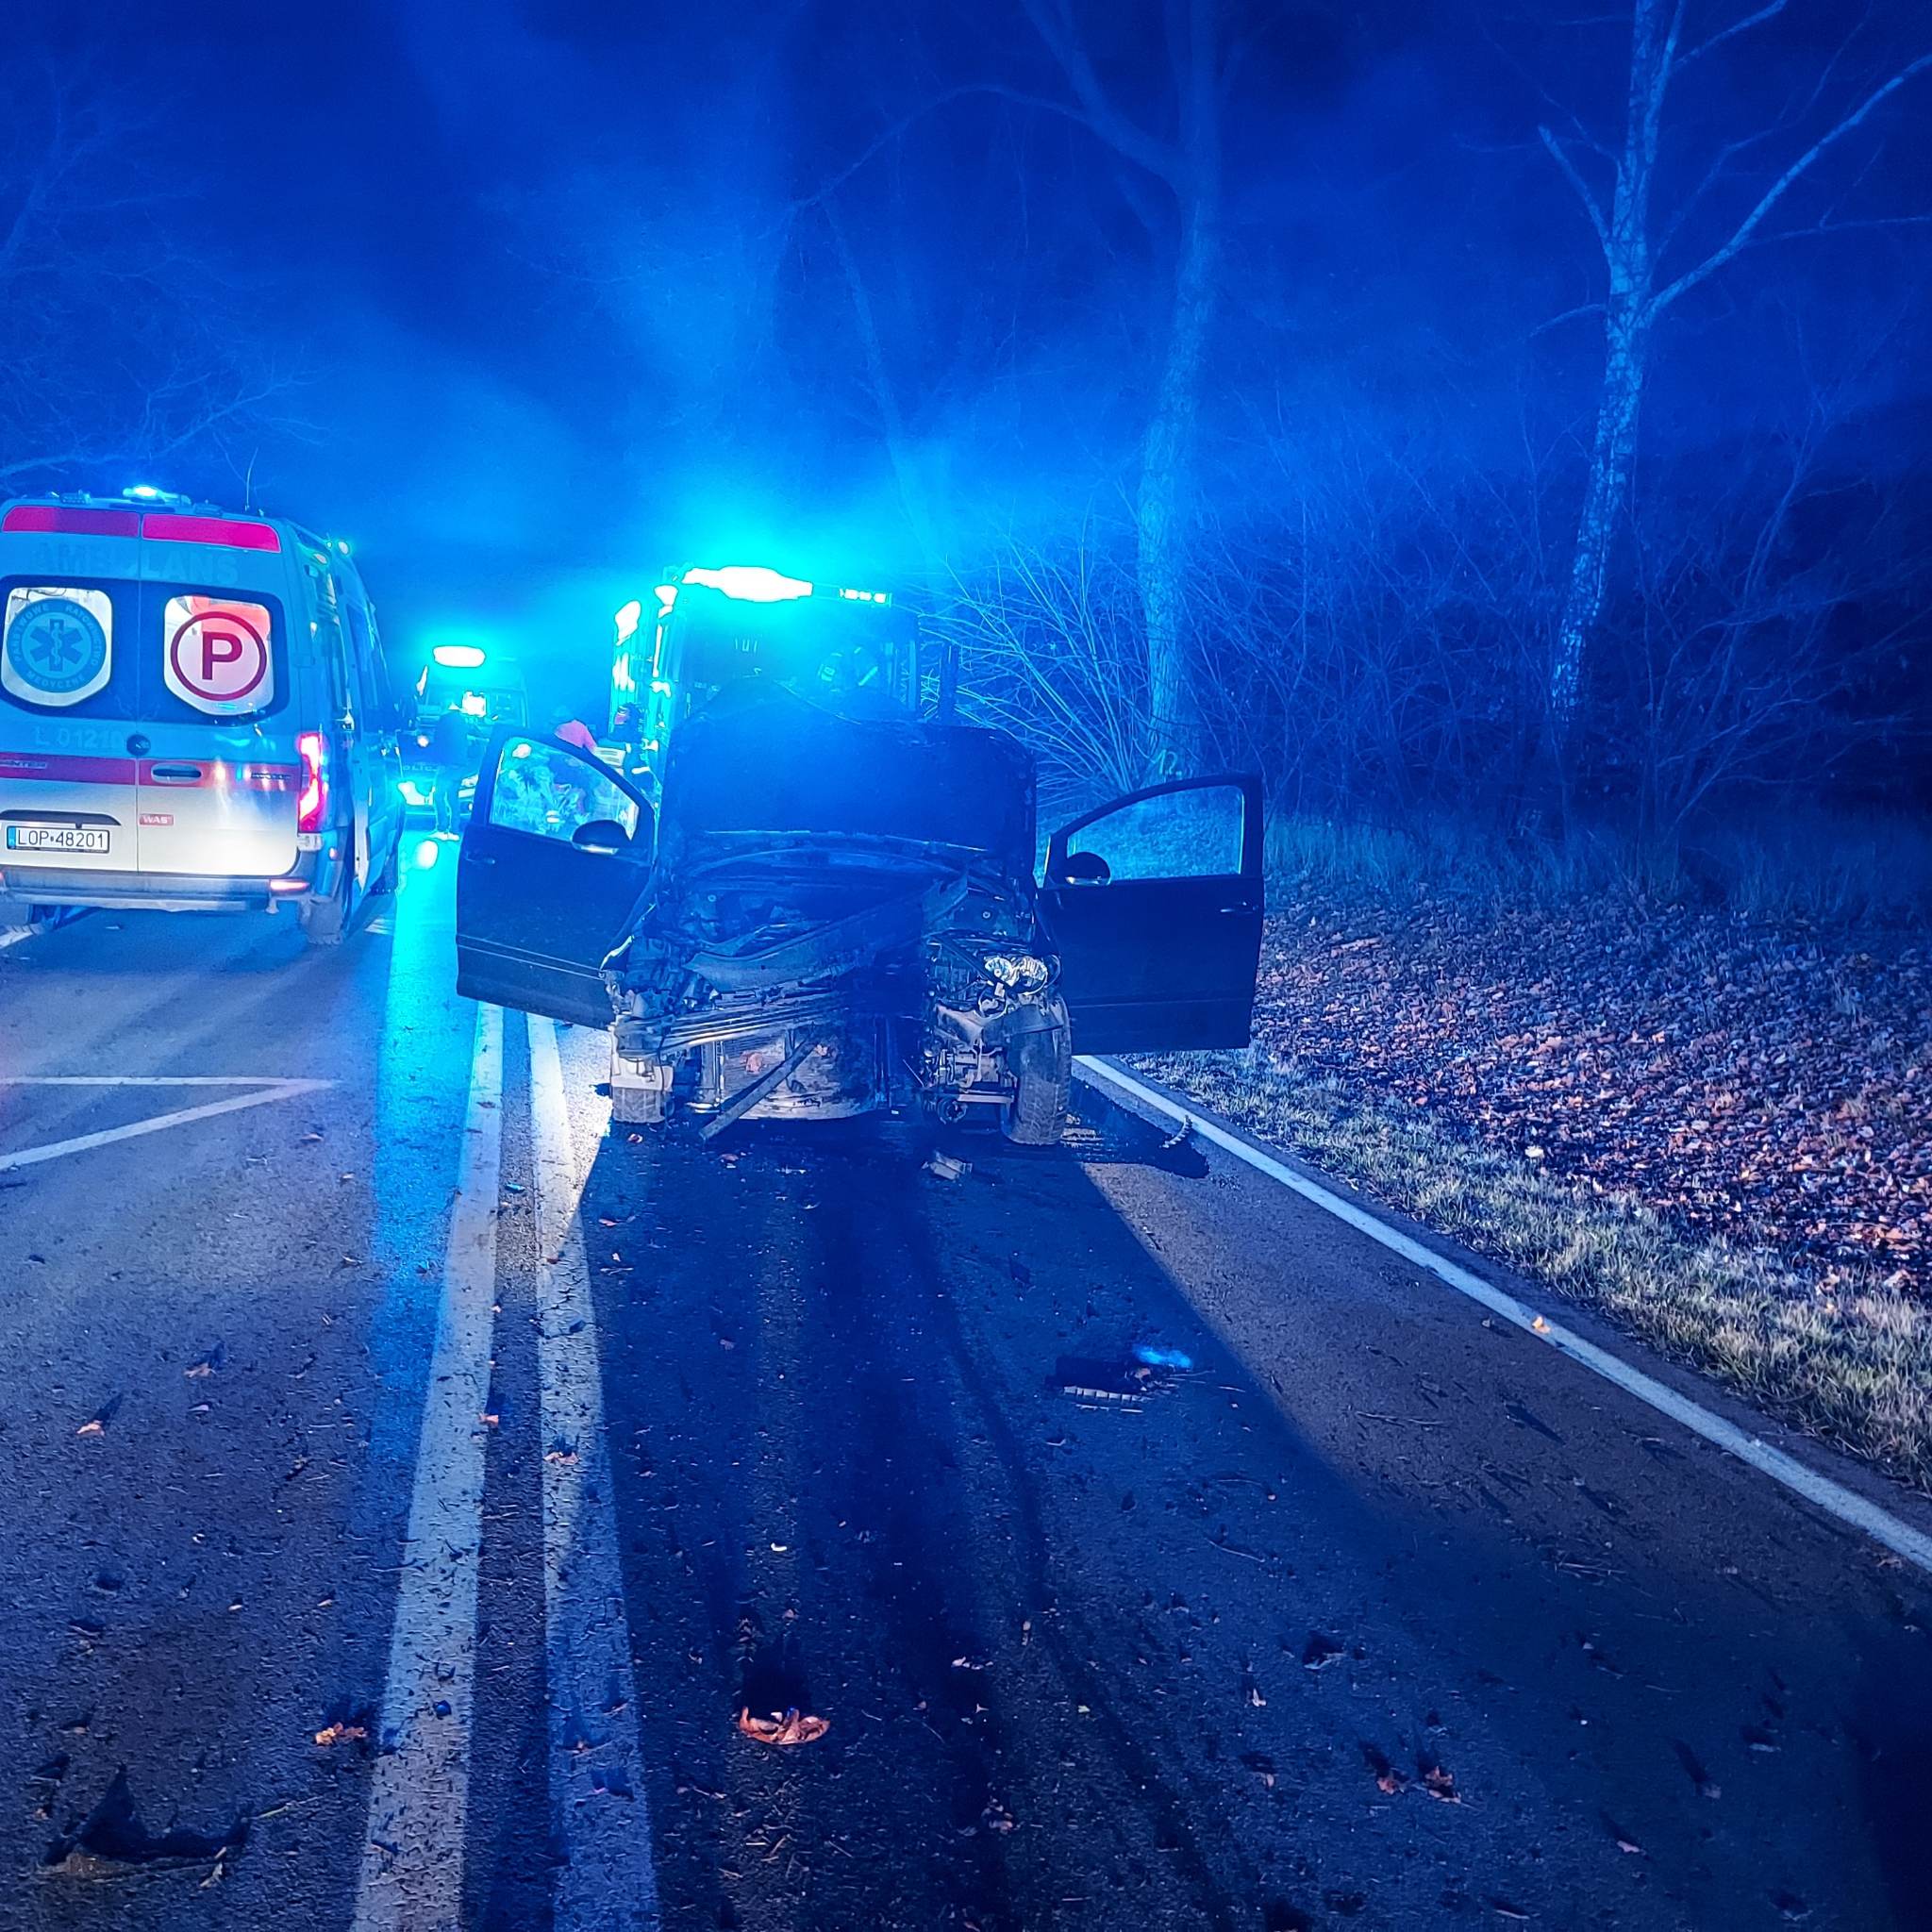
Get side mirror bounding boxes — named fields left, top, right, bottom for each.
left=1052, top=850, right=1112, bottom=886
left=572, top=818, right=634, bottom=856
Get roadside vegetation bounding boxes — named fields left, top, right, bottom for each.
left=1133, top=823, right=1932, bottom=1490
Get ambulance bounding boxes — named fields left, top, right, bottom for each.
left=0, top=490, right=408, bottom=943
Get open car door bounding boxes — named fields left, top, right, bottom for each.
left=456, top=726, right=654, bottom=1026
left=1039, top=774, right=1263, bottom=1054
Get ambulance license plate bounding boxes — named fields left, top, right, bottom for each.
left=6, top=825, right=108, bottom=854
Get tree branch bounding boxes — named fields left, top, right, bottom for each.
left=1020, top=0, right=1181, bottom=184
left=1540, top=125, right=1611, bottom=255
left=1655, top=49, right=1932, bottom=311
left=1676, top=0, right=1789, bottom=72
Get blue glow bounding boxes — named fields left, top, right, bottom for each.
left=412, top=838, right=441, bottom=871
left=1132, top=1343, right=1194, bottom=1371
left=614, top=599, right=643, bottom=642
left=432, top=642, right=489, bottom=669
left=681, top=564, right=814, bottom=603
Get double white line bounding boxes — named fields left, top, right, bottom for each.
left=354, top=1010, right=658, bottom=1930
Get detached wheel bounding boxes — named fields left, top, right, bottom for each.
left=1002, top=1005, right=1072, bottom=1146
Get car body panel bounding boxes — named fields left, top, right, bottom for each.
left=1041, top=774, right=1266, bottom=1055
left=455, top=725, right=654, bottom=1025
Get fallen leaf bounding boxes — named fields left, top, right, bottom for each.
left=738, top=1707, right=829, bottom=1748
left=313, top=1722, right=366, bottom=1747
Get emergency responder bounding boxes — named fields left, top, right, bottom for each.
left=427, top=703, right=472, bottom=837
left=547, top=703, right=599, bottom=755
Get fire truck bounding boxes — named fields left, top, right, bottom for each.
left=604, top=564, right=943, bottom=790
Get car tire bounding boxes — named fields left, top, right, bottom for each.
left=1002, top=1005, right=1072, bottom=1146
left=372, top=831, right=401, bottom=896
left=300, top=875, right=351, bottom=947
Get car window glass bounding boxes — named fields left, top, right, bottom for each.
left=489, top=734, right=641, bottom=844
left=1065, top=784, right=1244, bottom=880
left=0, top=576, right=287, bottom=724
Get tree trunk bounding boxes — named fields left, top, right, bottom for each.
left=1137, top=196, right=1219, bottom=776
left=1550, top=299, right=1650, bottom=741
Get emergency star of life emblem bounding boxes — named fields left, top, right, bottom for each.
left=8, top=598, right=107, bottom=694
left=164, top=596, right=275, bottom=715
left=1, top=587, right=113, bottom=708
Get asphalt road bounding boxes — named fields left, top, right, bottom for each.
left=2, top=846, right=1929, bottom=1931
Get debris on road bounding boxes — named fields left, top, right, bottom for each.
left=184, top=1345, right=225, bottom=1379
left=313, top=1721, right=367, bottom=1747
left=1604, top=1813, right=1646, bottom=1855
left=1052, top=1354, right=1177, bottom=1407
left=1419, top=1761, right=1460, bottom=1803
left=1361, top=1743, right=1407, bottom=1796
left=738, top=1706, right=829, bottom=1747
left=1131, top=1341, right=1193, bottom=1371
left=1674, top=1739, right=1721, bottom=1798
left=925, top=1150, right=970, bottom=1181
left=74, top=1395, right=121, bottom=1438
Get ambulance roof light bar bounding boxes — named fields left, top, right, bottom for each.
left=681, top=564, right=814, bottom=603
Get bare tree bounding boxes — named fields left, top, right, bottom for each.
left=0, top=71, right=288, bottom=488
left=939, top=518, right=1151, bottom=808
left=1614, top=373, right=1930, bottom=846
left=1017, top=0, right=1241, bottom=774
left=1537, top=0, right=1930, bottom=760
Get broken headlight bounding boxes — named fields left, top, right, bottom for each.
left=981, top=952, right=1052, bottom=991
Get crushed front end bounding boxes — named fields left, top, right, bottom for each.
left=604, top=692, right=1070, bottom=1141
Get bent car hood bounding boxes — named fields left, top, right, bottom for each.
left=656, top=690, right=1037, bottom=874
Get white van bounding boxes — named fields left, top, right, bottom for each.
left=0, top=491, right=407, bottom=943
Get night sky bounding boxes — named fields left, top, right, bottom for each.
left=28, top=1, right=1932, bottom=704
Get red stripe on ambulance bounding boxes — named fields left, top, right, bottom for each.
left=0, top=752, right=139, bottom=785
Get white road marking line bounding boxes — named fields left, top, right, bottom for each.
left=1075, top=1056, right=1932, bottom=1577
left=0, top=1076, right=331, bottom=1174
left=353, top=1005, right=504, bottom=1932
left=528, top=1015, right=660, bottom=1930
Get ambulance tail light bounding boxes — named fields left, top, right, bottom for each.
left=297, top=731, right=328, bottom=832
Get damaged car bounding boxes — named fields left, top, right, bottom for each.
left=454, top=688, right=1263, bottom=1146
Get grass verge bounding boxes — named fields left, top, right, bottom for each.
left=1134, top=1045, right=1932, bottom=1493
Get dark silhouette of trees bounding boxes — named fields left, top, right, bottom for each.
left=1536, top=0, right=1930, bottom=767
left=0, top=70, right=288, bottom=491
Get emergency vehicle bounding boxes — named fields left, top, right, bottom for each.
left=0, top=489, right=408, bottom=943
